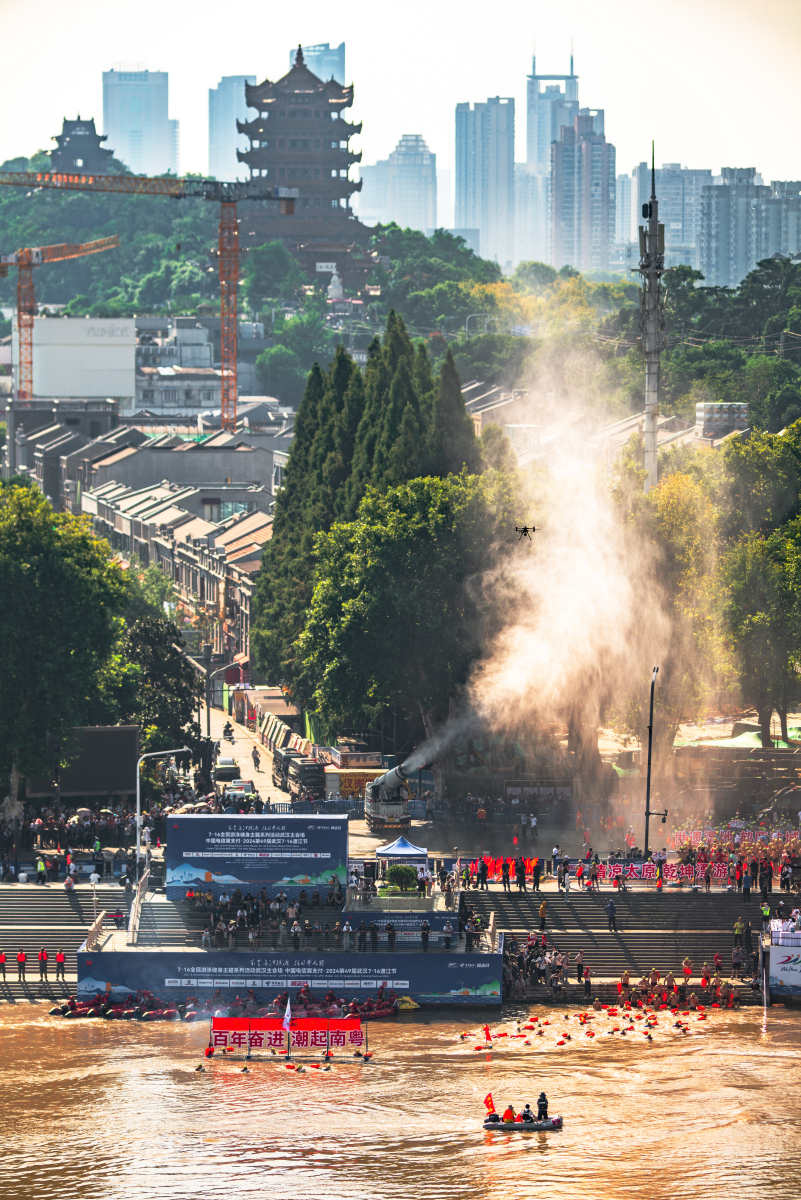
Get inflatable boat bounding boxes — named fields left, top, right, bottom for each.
left=483, top=1115, right=563, bottom=1132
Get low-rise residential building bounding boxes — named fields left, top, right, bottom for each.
left=84, top=481, right=274, bottom=661
left=87, top=434, right=275, bottom=492
left=3, top=397, right=119, bottom=478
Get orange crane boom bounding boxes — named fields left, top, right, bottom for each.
left=0, top=235, right=120, bottom=400
left=0, top=170, right=296, bottom=430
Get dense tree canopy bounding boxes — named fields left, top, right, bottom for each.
left=296, top=473, right=515, bottom=794
left=251, top=311, right=486, bottom=702
left=0, top=486, right=127, bottom=798
left=0, top=154, right=218, bottom=312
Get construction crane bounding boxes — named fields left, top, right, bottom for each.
left=0, top=235, right=119, bottom=399
left=0, top=170, right=295, bottom=430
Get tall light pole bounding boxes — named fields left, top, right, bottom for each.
left=637, top=145, right=666, bottom=494
left=643, top=667, right=667, bottom=859
left=136, top=748, right=188, bottom=876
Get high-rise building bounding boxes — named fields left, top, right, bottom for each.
left=455, top=96, right=515, bottom=268
left=209, top=76, right=257, bottom=181
left=290, top=42, right=345, bottom=84
left=49, top=117, right=114, bottom=174
left=102, top=67, right=179, bottom=176
left=526, top=56, right=579, bottom=175
left=522, top=56, right=580, bottom=264
left=633, top=161, right=712, bottom=268
left=615, top=173, right=632, bottom=245
left=550, top=110, right=615, bottom=272
left=359, top=134, right=437, bottom=232
left=437, top=168, right=454, bottom=229
left=514, top=164, right=549, bottom=265
left=699, top=170, right=801, bottom=287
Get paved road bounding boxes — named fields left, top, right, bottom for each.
left=204, top=704, right=593, bottom=862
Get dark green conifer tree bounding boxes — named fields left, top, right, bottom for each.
left=428, top=348, right=482, bottom=476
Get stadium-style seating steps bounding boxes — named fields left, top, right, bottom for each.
left=467, top=887, right=766, bottom=980
left=0, top=884, right=124, bottom=1001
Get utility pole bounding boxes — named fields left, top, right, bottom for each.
left=637, top=145, right=666, bottom=493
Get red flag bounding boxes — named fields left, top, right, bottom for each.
left=484, top=1092, right=495, bottom=1113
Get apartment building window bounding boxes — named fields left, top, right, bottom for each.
left=163, top=389, right=178, bottom=403
left=142, top=390, right=155, bottom=401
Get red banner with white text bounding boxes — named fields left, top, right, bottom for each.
left=210, top=1016, right=364, bottom=1050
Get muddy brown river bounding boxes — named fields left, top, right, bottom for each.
left=1, top=1001, right=797, bottom=1199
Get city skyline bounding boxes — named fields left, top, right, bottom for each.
left=1, top=0, right=800, bottom=187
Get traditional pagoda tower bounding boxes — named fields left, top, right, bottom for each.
left=237, top=46, right=362, bottom=214
left=50, top=117, right=114, bottom=174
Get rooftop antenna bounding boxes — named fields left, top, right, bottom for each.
left=532, top=36, right=536, bottom=74
left=637, top=139, right=665, bottom=493
left=570, top=36, right=574, bottom=75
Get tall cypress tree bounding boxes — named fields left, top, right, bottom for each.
left=271, top=362, right=325, bottom=538
left=304, top=345, right=355, bottom=530
left=345, top=349, right=391, bottom=517
left=332, top=370, right=366, bottom=520
left=428, top=348, right=481, bottom=476
left=384, top=402, right=424, bottom=486
left=372, top=355, right=418, bottom=485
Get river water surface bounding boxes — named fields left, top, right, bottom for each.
left=1, top=1002, right=797, bottom=1200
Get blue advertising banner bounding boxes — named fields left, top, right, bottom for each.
left=166, top=815, right=349, bottom=900
left=77, top=947, right=502, bottom=1006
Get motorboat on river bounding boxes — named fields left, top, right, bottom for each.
left=483, top=1115, right=563, bottom=1132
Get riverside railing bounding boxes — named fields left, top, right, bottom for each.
left=127, top=867, right=150, bottom=945
left=83, top=910, right=107, bottom=951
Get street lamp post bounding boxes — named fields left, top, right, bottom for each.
left=643, top=666, right=668, bottom=858
left=136, top=747, right=188, bottom=876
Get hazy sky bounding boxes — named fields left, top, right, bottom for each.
left=2, top=0, right=801, bottom=186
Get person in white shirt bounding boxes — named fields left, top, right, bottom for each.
left=342, top=920, right=352, bottom=951
left=89, top=871, right=100, bottom=885
left=530, top=814, right=538, bottom=842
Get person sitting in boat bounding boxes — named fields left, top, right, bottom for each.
left=324, top=990, right=337, bottom=1006
left=348, top=998, right=361, bottom=1015
left=537, top=1093, right=549, bottom=1120
left=502, top=1104, right=516, bottom=1123
left=521, top=1104, right=535, bottom=1123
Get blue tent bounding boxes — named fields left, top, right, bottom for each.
left=375, top=835, right=428, bottom=860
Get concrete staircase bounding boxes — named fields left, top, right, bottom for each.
left=0, top=883, right=126, bottom=1001
left=467, top=888, right=761, bottom=981
left=136, top=896, right=194, bottom=947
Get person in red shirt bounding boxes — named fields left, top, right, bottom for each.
left=55, top=949, right=66, bottom=981
left=0, top=950, right=5, bottom=980
left=16, top=948, right=26, bottom=981
left=38, top=948, right=48, bottom=981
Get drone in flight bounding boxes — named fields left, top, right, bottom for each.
left=515, top=525, right=537, bottom=541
